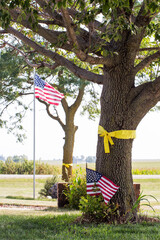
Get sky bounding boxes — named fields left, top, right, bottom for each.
left=1, top=95, right=160, bottom=161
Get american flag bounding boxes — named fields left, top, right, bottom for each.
left=34, top=74, right=64, bottom=105
left=86, top=168, right=119, bottom=205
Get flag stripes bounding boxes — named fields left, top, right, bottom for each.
left=34, top=74, right=64, bottom=105
left=86, top=168, right=119, bottom=205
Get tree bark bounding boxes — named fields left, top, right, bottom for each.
left=62, top=111, right=78, bottom=182
left=96, top=64, right=137, bottom=217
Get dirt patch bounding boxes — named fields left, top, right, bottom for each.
left=0, top=204, right=52, bottom=211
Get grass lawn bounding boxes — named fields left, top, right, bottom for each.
left=0, top=178, right=159, bottom=216
left=0, top=178, right=46, bottom=199
left=0, top=214, right=160, bottom=240
left=134, top=179, right=160, bottom=217
left=0, top=172, right=160, bottom=239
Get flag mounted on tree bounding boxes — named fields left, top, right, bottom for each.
left=86, top=168, right=119, bottom=205
left=34, top=74, right=64, bottom=105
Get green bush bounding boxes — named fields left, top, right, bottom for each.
left=79, top=195, right=119, bottom=223
left=0, top=159, right=61, bottom=175
left=39, top=176, right=58, bottom=198
left=1, top=159, right=17, bottom=174
left=0, top=161, right=4, bottom=174
left=64, top=170, right=87, bottom=209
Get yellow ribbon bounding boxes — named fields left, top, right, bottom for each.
left=63, top=163, right=73, bottom=168
left=98, top=125, right=136, bottom=153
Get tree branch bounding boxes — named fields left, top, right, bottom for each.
left=36, top=0, right=65, bottom=26
left=5, top=26, right=103, bottom=84
left=2, top=40, right=60, bottom=70
left=128, top=76, right=160, bottom=127
left=139, top=47, right=160, bottom=51
left=133, top=51, right=160, bottom=74
left=70, top=84, right=85, bottom=115
left=60, top=7, right=106, bottom=64
left=61, top=98, right=68, bottom=115
left=37, top=98, right=65, bottom=131
left=68, top=8, right=107, bottom=33
left=134, top=1, right=160, bottom=27
left=9, top=6, right=110, bottom=64
left=9, top=5, right=118, bottom=60
left=9, top=8, right=73, bottom=52
left=0, top=100, right=15, bottom=116
left=0, top=30, right=8, bottom=34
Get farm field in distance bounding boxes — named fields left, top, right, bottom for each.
left=132, top=160, right=160, bottom=169
left=38, top=159, right=160, bottom=171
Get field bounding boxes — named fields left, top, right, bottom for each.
left=42, top=160, right=160, bottom=170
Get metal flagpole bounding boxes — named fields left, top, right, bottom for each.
left=33, top=68, right=36, bottom=199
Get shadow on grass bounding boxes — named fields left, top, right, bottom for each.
left=6, top=196, right=35, bottom=200
left=0, top=214, right=160, bottom=240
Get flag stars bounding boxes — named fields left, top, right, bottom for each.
left=34, top=74, right=64, bottom=106
left=35, top=75, right=45, bottom=89
left=86, top=168, right=119, bottom=205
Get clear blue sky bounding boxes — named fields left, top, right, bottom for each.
left=1, top=98, right=160, bottom=161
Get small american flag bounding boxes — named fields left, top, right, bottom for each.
left=86, top=168, right=119, bottom=205
left=34, top=74, right=64, bottom=105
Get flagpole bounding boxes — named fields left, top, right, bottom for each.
left=33, top=68, right=36, bottom=199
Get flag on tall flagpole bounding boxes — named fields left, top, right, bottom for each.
left=34, top=74, right=64, bottom=105
left=86, top=168, right=119, bottom=205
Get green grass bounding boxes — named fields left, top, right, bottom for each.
left=0, top=178, right=46, bottom=198
left=0, top=178, right=160, bottom=217
left=0, top=214, right=160, bottom=240
left=134, top=179, right=160, bottom=216
left=0, top=171, right=160, bottom=239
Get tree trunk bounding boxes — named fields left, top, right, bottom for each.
left=62, top=111, right=78, bottom=182
left=96, top=65, right=138, bottom=218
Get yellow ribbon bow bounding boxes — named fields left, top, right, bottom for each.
left=63, top=163, right=73, bottom=168
left=98, top=125, right=136, bottom=153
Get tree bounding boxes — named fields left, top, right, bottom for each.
left=0, top=49, right=100, bottom=181
left=0, top=0, right=160, bottom=219
left=37, top=67, right=100, bottom=181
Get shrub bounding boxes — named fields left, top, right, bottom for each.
left=0, top=161, right=5, bottom=174
left=2, top=159, right=17, bottom=174
left=64, top=169, right=87, bottom=209
left=21, top=159, right=33, bottom=174
left=39, top=176, right=58, bottom=198
left=0, top=159, right=61, bottom=175
left=79, top=195, right=119, bottom=223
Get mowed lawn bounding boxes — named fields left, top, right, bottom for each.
left=0, top=214, right=160, bottom=240
left=0, top=178, right=45, bottom=199
left=0, top=161, right=160, bottom=215
left=0, top=178, right=160, bottom=216
left=0, top=163, right=160, bottom=240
